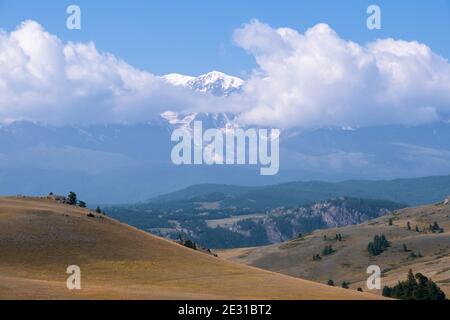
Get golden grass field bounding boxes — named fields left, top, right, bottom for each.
left=220, top=202, right=450, bottom=297
left=0, top=196, right=382, bottom=300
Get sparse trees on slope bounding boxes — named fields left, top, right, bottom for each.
left=368, top=234, right=390, bottom=256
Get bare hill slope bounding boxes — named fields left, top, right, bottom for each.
left=0, top=197, right=379, bottom=300
left=221, top=201, right=450, bottom=296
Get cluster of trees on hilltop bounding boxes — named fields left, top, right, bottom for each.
left=383, top=270, right=446, bottom=300
left=67, top=192, right=87, bottom=208
left=368, top=234, right=390, bottom=256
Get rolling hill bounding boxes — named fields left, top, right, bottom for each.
left=220, top=199, right=450, bottom=297
left=149, top=175, right=450, bottom=208
left=0, top=196, right=379, bottom=300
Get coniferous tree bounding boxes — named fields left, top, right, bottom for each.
left=430, top=222, right=444, bottom=233
left=67, top=192, right=77, bottom=205
left=327, top=280, right=335, bottom=286
left=368, top=234, right=390, bottom=256
left=312, top=254, right=322, bottom=261
left=184, top=239, right=197, bottom=250
left=407, top=221, right=411, bottom=230
left=382, top=269, right=446, bottom=300
left=322, top=245, right=334, bottom=256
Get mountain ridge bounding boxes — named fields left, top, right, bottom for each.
left=149, top=175, right=450, bottom=207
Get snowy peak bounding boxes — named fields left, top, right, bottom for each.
left=161, top=71, right=244, bottom=96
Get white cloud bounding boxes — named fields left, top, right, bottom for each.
left=0, top=20, right=450, bottom=129
left=0, top=20, right=214, bottom=124
left=233, top=20, right=450, bottom=128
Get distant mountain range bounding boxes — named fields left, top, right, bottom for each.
left=1, top=70, right=450, bottom=203
left=150, top=175, right=450, bottom=207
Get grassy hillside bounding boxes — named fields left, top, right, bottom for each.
left=0, top=196, right=379, bottom=300
left=221, top=200, right=450, bottom=297
left=149, top=175, right=450, bottom=208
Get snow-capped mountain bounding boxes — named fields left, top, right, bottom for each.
left=161, top=71, right=244, bottom=96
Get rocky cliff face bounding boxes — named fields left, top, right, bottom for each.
left=254, top=198, right=390, bottom=243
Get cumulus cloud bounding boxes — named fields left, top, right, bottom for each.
left=0, top=20, right=215, bottom=124
left=233, top=20, right=450, bottom=128
left=1, top=20, right=450, bottom=129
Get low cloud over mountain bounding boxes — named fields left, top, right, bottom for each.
left=1, top=20, right=450, bottom=129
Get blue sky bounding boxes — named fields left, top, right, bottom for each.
left=0, top=0, right=449, bottom=77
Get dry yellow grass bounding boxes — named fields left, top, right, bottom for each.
left=0, top=196, right=381, bottom=300
left=221, top=202, right=450, bottom=297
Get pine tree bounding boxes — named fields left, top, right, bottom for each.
left=67, top=192, right=77, bottom=205
left=407, top=221, right=411, bottom=230
left=430, top=222, right=444, bottom=233
left=313, top=254, right=321, bottom=261
left=382, top=286, right=392, bottom=297
left=368, top=234, right=390, bottom=256
left=322, top=245, right=334, bottom=256
left=382, top=269, right=446, bottom=300
left=95, top=206, right=102, bottom=214
left=327, top=280, right=335, bottom=286
left=388, top=218, right=393, bottom=226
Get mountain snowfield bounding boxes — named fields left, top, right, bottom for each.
left=161, top=71, right=244, bottom=96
